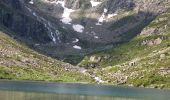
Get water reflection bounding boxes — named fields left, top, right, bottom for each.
left=0, top=80, right=170, bottom=100
left=0, top=90, right=140, bottom=100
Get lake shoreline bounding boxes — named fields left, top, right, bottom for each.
left=0, top=79, right=170, bottom=90
left=0, top=79, right=169, bottom=91
left=0, top=79, right=170, bottom=100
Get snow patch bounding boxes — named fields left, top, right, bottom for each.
left=90, top=0, right=102, bottom=7
left=94, top=36, right=99, bottom=39
left=61, top=8, right=75, bottom=24
left=46, top=0, right=75, bottom=24
left=107, top=13, right=118, bottom=18
left=72, top=38, right=79, bottom=43
left=56, top=1, right=65, bottom=7
left=29, top=0, right=34, bottom=4
left=96, top=8, right=118, bottom=25
left=104, top=8, right=108, bottom=13
left=73, top=45, right=82, bottom=50
left=56, top=1, right=75, bottom=24
left=96, top=8, right=108, bottom=25
left=72, top=24, right=84, bottom=33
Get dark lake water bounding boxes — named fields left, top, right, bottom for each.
left=0, top=80, right=169, bottom=100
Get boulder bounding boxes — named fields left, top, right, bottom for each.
left=160, top=54, right=166, bottom=59
left=154, top=38, right=162, bottom=45
left=89, top=56, right=101, bottom=63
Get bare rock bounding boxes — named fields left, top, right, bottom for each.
left=141, top=38, right=162, bottom=46
left=140, top=27, right=156, bottom=36
left=154, top=38, right=162, bottom=45
left=160, top=53, right=166, bottom=59
left=89, top=56, right=101, bottom=63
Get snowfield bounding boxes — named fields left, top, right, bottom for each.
left=72, top=24, right=85, bottom=33
left=73, top=45, right=82, bottom=50
left=72, top=38, right=79, bottom=43
left=90, top=0, right=102, bottom=7
left=29, top=0, right=34, bottom=4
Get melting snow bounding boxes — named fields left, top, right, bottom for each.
left=94, top=36, right=99, bottom=39
left=56, top=1, right=65, bottom=6
left=61, top=8, right=75, bottom=24
left=107, top=13, right=118, bottom=18
left=72, top=38, right=79, bottom=43
left=96, top=8, right=118, bottom=25
left=104, top=8, right=108, bottom=13
left=72, top=24, right=84, bottom=33
left=73, top=45, right=82, bottom=50
left=56, top=1, right=75, bottom=24
left=29, top=0, right=34, bottom=4
left=90, top=0, right=102, bottom=7
left=33, top=12, right=37, bottom=16
left=96, top=8, right=108, bottom=25
left=44, top=0, right=75, bottom=24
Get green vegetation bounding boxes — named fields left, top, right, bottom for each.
left=79, top=11, right=170, bottom=88
left=0, top=30, right=93, bottom=83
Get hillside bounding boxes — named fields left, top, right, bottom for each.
left=80, top=9, right=170, bottom=88
left=0, top=29, right=93, bottom=83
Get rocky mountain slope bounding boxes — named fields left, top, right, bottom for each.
left=80, top=8, right=170, bottom=88
left=1, top=0, right=169, bottom=59
left=0, top=0, right=170, bottom=88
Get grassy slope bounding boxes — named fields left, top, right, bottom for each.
left=0, top=30, right=93, bottom=83
left=80, top=11, right=170, bottom=88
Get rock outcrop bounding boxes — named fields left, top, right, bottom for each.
left=0, top=0, right=52, bottom=43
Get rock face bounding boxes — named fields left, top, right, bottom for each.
left=97, top=0, right=135, bottom=13
left=141, top=38, right=163, bottom=46
left=0, top=0, right=52, bottom=43
left=65, top=0, right=91, bottom=9
left=90, top=56, right=101, bottom=62
left=135, top=0, right=170, bottom=13
left=1, top=0, right=21, bottom=9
